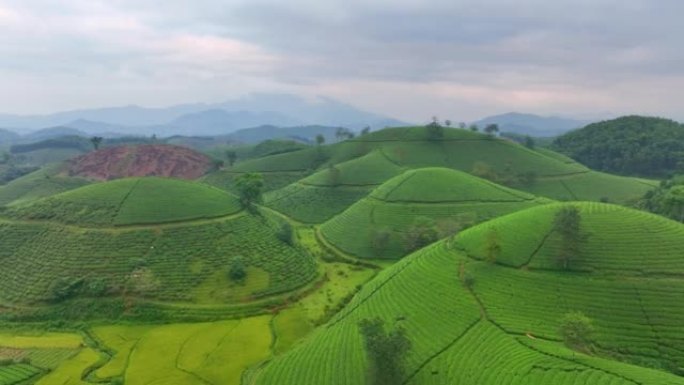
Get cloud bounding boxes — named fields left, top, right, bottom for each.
left=1, top=0, right=684, bottom=120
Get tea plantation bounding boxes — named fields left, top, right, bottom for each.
left=254, top=203, right=684, bottom=385
left=229, top=126, right=656, bottom=223
left=320, top=167, right=550, bottom=258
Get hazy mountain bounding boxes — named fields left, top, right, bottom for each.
left=0, top=128, right=20, bottom=146
left=473, top=112, right=591, bottom=137
left=227, top=125, right=341, bottom=144
left=0, top=93, right=407, bottom=136
left=23, top=126, right=88, bottom=142
left=168, top=109, right=303, bottom=136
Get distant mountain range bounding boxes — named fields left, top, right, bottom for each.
left=473, top=112, right=592, bottom=137
left=0, top=93, right=407, bottom=137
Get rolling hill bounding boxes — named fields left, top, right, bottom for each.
left=0, top=164, right=90, bottom=207
left=0, top=178, right=317, bottom=319
left=320, top=167, right=550, bottom=259
left=254, top=202, right=684, bottom=384
left=552, top=116, right=684, bottom=177
left=228, top=126, right=655, bottom=223
left=4, top=177, right=242, bottom=226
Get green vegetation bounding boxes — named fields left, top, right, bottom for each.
left=553, top=116, right=684, bottom=177
left=359, top=318, right=411, bottom=385
left=0, top=165, right=90, bottom=207
left=254, top=202, right=684, bottom=384
left=320, top=168, right=549, bottom=259
left=5, top=177, right=242, bottom=226
left=639, top=175, right=684, bottom=222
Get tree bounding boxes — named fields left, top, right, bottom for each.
left=235, top=173, right=264, bottom=208
left=315, top=134, right=325, bottom=146
left=469, top=123, right=479, bottom=132
left=560, top=311, right=594, bottom=352
left=277, top=222, right=294, bottom=246
left=228, top=256, right=247, bottom=283
left=553, top=206, right=583, bottom=270
left=90, top=136, right=103, bottom=151
left=426, top=118, right=444, bottom=141
left=361, top=126, right=371, bottom=135
left=458, top=122, right=467, bottom=129
left=404, top=217, right=440, bottom=252
left=664, top=185, right=684, bottom=222
left=444, top=119, right=452, bottom=127
left=226, top=150, right=237, bottom=166
left=359, top=318, right=411, bottom=385
left=524, top=135, right=535, bottom=149
left=486, top=228, right=501, bottom=263
left=335, top=127, right=355, bottom=141
left=484, top=124, right=499, bottom=136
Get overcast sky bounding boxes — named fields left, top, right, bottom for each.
left=1, top=0, right=683, bottom=121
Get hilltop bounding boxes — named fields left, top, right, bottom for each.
left=68, top=144, right=214, bottom=180
left=229, top=126, right=655, bottom=223
left=320, top=168, right=550, bottom=259
left=5, top=177, right=242, bottom=226
left=0, top=178, right=317, bottom=319
left=553, top=116, right=684, bottom=177
left=255, top=202, right=684, bottom=384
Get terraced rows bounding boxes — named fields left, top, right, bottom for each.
left=256, top=202, right=684, bottom=384
left=5, top=177, right=242, bottom=226
left=320, top=168, right=550, bottom=259
left=265, top=184, right=372, bottom=223
left=457, top=202, right=684, bottom=274
left=0, top=213, right=316, bottom=305
left=0, top=364, right=41, bottom=385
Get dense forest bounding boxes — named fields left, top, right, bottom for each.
left=639, top=175, right=684, bottom=223
left=552, top=116, right=684, bottom=177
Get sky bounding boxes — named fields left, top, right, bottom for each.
left=1, top=0, right=683, bottom=122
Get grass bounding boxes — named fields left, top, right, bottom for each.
left=5, top=177, right=242, bottom=226
left=320, top=168, right=550, bottom=259
left=253, top=203, right=684, bottom=384
left=247, top=126, right=653, bottom=224
left=0, top=164, right=90, bottom=207
left=0, top=211, right=316, bottom=308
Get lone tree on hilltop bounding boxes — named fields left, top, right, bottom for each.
left=228, top=256, right=247, bottom=283
left=359, top=318, right=411, bottom=385
left=361, top=126, right=371, bottom=135
left=444, top=119, right=452, bottom=127
left=553, top=206, right=584, bottom=270
left=524, top=135, right=535, bottom=149
left=315, top=134, right=325, bottom=146
left=484, top=124, right=499, bottom=137
left=426, top=117, right=444, bottom=141
left=90, top=136, right=103, bottom=151
left=235, top=172, right=264, bottom=209
left=560, top=311, right=594, bottom=352
left=226, top=150, right=237, bottom=167
left=469, top=123, right=479, bottom=132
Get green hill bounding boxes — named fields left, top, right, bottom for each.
left=255, top=202, right=684, bottom=384
left=239, top=126, right=654, bottom=223
left=552, top=116, right=684, bottom=177
left=320, top=168, right=550, bottom=259
left=5, top=177, right=242, bottom=226
left=0, top=164, right=90, bottom=207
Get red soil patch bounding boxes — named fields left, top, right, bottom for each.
left=68, top=144, right=213, bottom=180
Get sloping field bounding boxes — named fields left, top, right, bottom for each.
left=264, top=150, right=405, bottom=223
left=0, top=210, right=316, bottom=308
left=0, top=165, right=90, bottom=207
left=254, top=203, right=684, bottom=384
left=5, top=177, right=242, bottom=226
left=243, top=127, right=652, bottom=223
left=68, top=144, right=213, bottom=180
left=320, top=168, right=550, bottom=258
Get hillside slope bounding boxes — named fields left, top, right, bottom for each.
left=320, top=168, right=550, bottom=258
left=235, top=126, right=653, bottom=223
left=5, top=177, right=242, bottom=226
left=553, top=116, right=684, bottom=177
left=68, top=144, right=214, bottom=180
left=255, top=203, right=684, bottom=384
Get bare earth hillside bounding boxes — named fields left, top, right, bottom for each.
left=68, top=144, right=213, bottom=180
